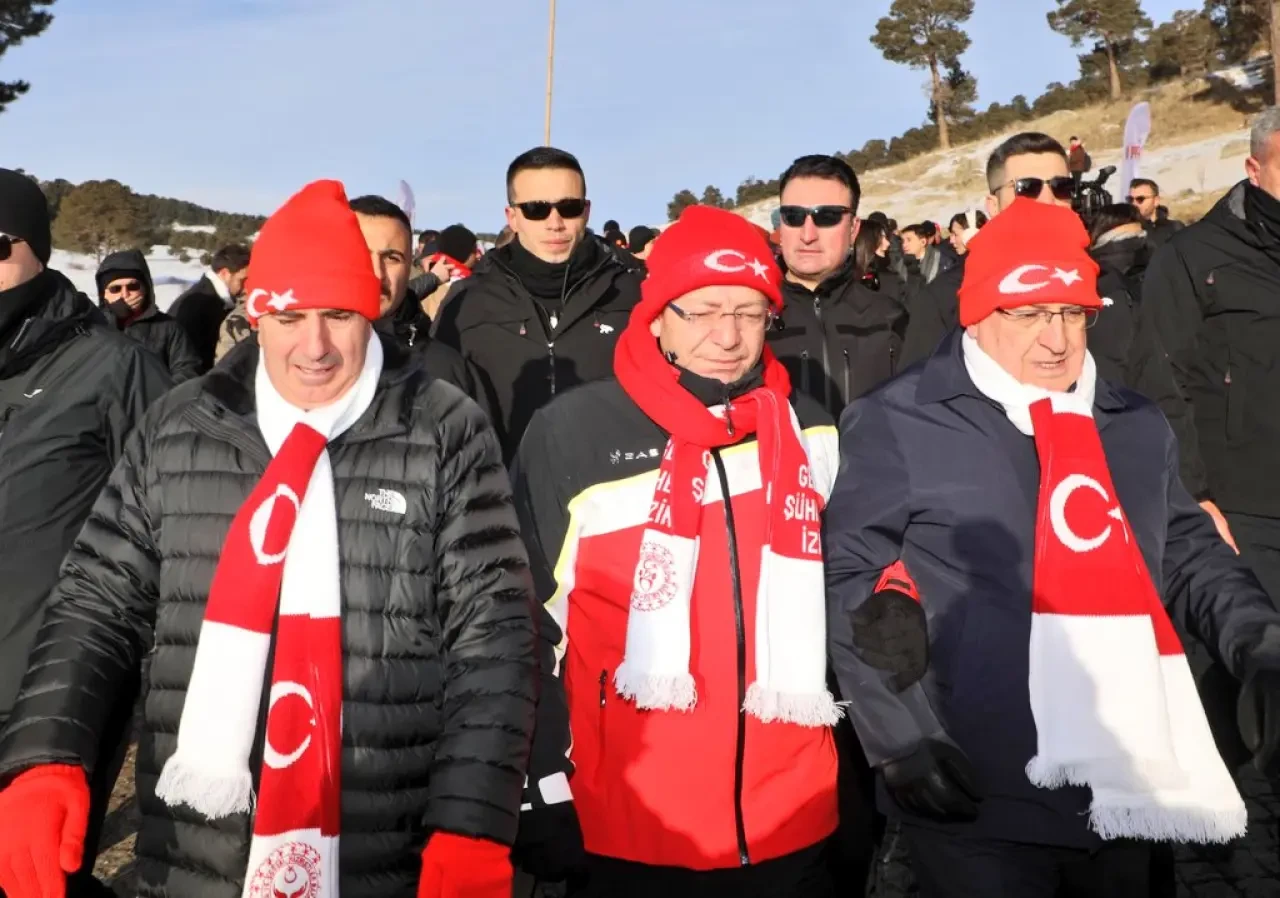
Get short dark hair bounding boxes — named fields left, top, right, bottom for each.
left=986, top=132, right=1068, bottom=191
left=348, top=195, right=411, bottom=233
left=418, top=229, right=439, bottom=246
left=603, top=219, right=620, bottom=232
left=211, top=243, right=251, bottom=274
left=900, top=224, right=928, bottom=240
left=779, top=154, right=862, bottom=214
left=506, top=146, right=586, bottom=203
left=920, top=220, right=939, bottom=239
left=1129, top=177, right=1160, bottom=196
left=1087, top=203, right=1144, bottom=244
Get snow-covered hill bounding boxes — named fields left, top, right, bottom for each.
left=52, top=246, right=207, bottom=312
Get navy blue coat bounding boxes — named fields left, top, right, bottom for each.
left=825, top=329, right=1276, bottom=848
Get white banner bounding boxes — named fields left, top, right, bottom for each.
left=1118, top=102, right=1152, bottom=202
left=394, top=180, right=416, bottom=228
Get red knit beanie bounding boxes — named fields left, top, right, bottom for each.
left=637, top=205, right=782, bottom=324
left=957, top=197, right=1101, bottom=327
left=244, top=180, right=382, bottom=324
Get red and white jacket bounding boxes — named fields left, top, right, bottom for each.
left=511, top=377, right=840, bottom=871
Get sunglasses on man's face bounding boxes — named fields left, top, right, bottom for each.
left=511, top=198, right=588, bottom=221
left=991, top=177, right=1076, bottom=202
left=1126, top=194, right=1155, bottom=204
left=0, top=234, right=25, bottom=262
left=778, top=205, right=853, bottom=228
left=106, top=280, right=143, bottom=295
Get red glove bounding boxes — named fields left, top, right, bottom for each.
left=418, top=832, right=513, bottom=898
left=0, top=764, right=90, bottom=898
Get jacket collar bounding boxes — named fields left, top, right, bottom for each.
left=196, top=329, right=421, bottom=444
left=917, top=328, right=1128, bottom=426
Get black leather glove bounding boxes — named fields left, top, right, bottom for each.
left=882, top=738, right=983, bottom=822
left=511, top=801, right=587, bottom=884
left=1238, top=667, right=1280, bottom=778
left=851, top=561, right=929, bottom=692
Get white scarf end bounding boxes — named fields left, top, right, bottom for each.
left=1025, top=755, right=1090, bottom=790
left=744, top=683, right=843, bottom=727
left=1088, top=802, right=1247, bottom=844
left=614, top=666, right=697, bottom=711
left=155, top=756, right=254, bottom=819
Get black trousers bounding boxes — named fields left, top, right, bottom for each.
left=568, top=843, right=834, bottom=898
left=901, top=825, right=1150, bottom=898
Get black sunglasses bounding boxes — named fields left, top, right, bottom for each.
left=990, top=177, right=1075, bottom=202
left=778, top=205, right=853, bottom=228
left=0, top=234, right=25, bottom=262
left=511, top=198, right=588, bottom=221
left=106, top=280, right=143, bottom=295
left=1126, top=194, right=1154, bottom=204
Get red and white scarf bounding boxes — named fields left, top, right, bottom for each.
left=612, top=326, right=840, bottom=727
left=427, top=252, right=472, bottom=281
left=156, top=334, right=384, bottom=896
left=963, top=334, right=1245, bottom=842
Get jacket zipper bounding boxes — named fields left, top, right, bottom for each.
left=711, top=449, right=750, bottom=867
left=842, top=348, right=851, bottom=404
left=548, top=342, right=557, bottom=395
left=813, top=296, right=832, bottom=412
left=800, top=350, right=811, bottom=395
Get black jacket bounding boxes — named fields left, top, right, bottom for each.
left=1089, top=235, right=1209, bottom=498
left=0, top=336, right=537, bottom=898
left=432, top=239, right=641, bottom=463
left=97, top=250, right=203, bottom=382
left=1144, top=207, right=1184, bottom=249
left=1144, top=181, right=1280, bottom=517
left=901, top=258, right=964, bottom=368
left=826, top=330, right=1279, bottom=848
left=169, top=274, right=233, bottom=372
left=377, top=291, right=489, bottom=416
left=0, top=269, right=173, bottom=723
left=767, top=258, right=907, bottom=418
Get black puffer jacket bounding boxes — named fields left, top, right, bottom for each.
left=767, top=257, right=907, bottom=418
left=96, top=250, right=203, bottom=382
left=0, top=268, right=173, bottom=722
left=0, top=336, right=537, bottom=898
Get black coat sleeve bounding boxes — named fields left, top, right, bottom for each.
left=102, top=343, right=173, bottom=465
left=1126, top=295, right=1209, bottom=499
left=1161, top=414, right=1280, bottom=677
left=164, top=321, right=205, bottom=382
left=422, top=389, right=538, bottom=846
left=508, top=409, right=574, bottom=799
left=429, top=280, right=470, bottom=347
left=825, top=396, right=950, bottom=767
left=1142, top=241, right=1204, bottom=404
left=0, top=416, right=162, bottom=782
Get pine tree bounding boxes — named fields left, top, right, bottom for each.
left=51, top=180, right=151, bottom=262
left=871, top=0, right=974, bottom=151
left=928, top=61, right=978, bottom=131
left=1146, top=10, right=1220, bottom=79
left=700, top=185, right=731, bottom=209
left=667, top=189, right=698, bottom=222
left=1047, top=0, right=1152, bottom=101
left=0, top=2, right=55, bottom=115
left=1203, top=1, right=1268, bottom=64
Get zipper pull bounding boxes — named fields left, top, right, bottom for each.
left=599, top=670, right=607, bottom=706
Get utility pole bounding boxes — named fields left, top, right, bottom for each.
left=544, top=0, right=556, bottom=145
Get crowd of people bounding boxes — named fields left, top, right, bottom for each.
left=0, top=110, right=1278, bottom=898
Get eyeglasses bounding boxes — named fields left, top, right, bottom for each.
left=105, top=280, right=143, bottom=295
left=997, top=306, right=1100, bottom=329
left=0, top=234, right=25, bottom=262
left=1126, top=194, right=1155, bottom=204
left=990, top=177, right=1076, bottom=202
left=668, top=302, right=775, bottom=331
left=511, top=198, right=588, bottom=221
left=778, top=205, right=853, bottom=228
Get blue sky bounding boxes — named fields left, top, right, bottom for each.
left=1, top=0, right=1191, bottom=231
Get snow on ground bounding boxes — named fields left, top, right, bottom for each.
left=52, top=246, right=207, bottom=312
left=171, top=223, right=216, bottom=234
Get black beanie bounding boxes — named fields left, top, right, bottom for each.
left=0, top=168, right=52, bottom=264
left=437, top=224, right=477, bottom=264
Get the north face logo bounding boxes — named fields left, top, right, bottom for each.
left=365, top=488, right=407, bottom=515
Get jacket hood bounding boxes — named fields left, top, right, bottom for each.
left=1090, top=234, right=1151, bottom=279
left=95, top=249, right=156, bottom=309
left=0, top=268, right=105, bottom=378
